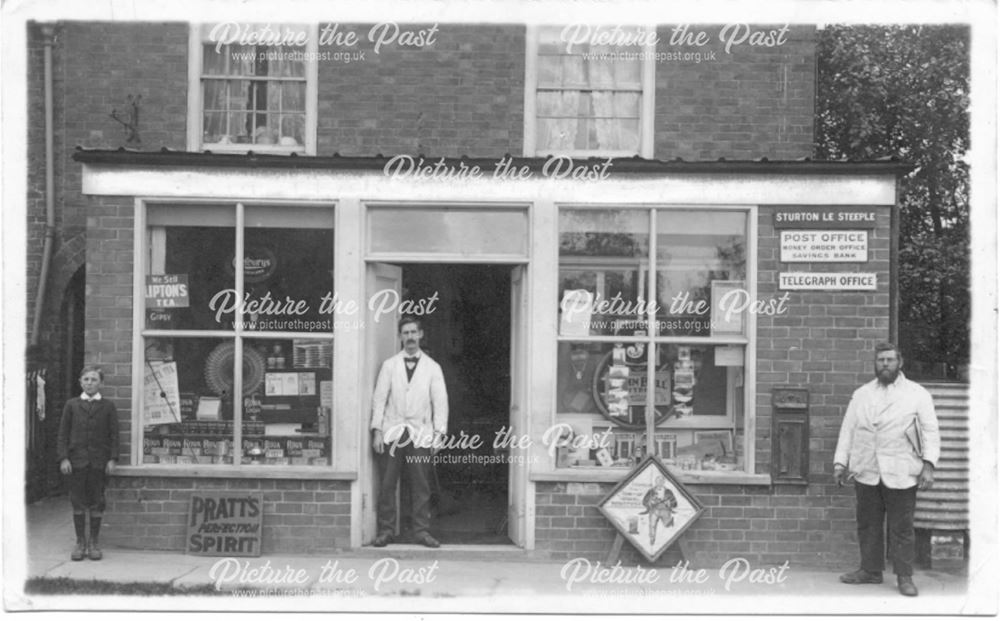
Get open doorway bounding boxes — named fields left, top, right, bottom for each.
left=396, top=264, right=512, bottom=544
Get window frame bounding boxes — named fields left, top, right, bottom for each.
left=187, top=24, right=319, bottom=155
left=523, top=25, right=656, bottom=158
left=132, top=198, right=338, bottom=471
left=554, top=204, right=758, bottom=474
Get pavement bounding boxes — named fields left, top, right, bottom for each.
left=6, top=495, right=989, bottom=614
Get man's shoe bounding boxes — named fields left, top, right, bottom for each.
left=70, top=539, right=86, bottom=561
left=373, top=533, right=393, bottom=548
left=839, top=569, right=883, bottom=584
left=414, top=533, right=440, bottom=548
left=87, top=541, right=103, bottom=561
left=897, top=575, right=918, bottom=597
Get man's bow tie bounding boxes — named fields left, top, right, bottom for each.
left=405, top=357, right=419, bottom=363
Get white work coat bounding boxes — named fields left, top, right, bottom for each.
left=834, top=373, right=940, bottom=489
left=370, top=350, right=449, bottom=447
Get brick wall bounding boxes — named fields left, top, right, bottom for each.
left=653, top=25, right=816, bottom=160
left=25, top=21, right=187, bottom=355
left=535, top=481, right=858, bottom=569
left=104, top=477, right=352, bottom=554
left=316, top=23, right=525, bottom=157
left=83, top=195, right=135, bottom=462
left=754, top=206, right=892, bottom=475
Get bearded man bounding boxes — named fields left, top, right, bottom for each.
left=833, top=342, right=940, bottom=597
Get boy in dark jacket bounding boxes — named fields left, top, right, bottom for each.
left=57, top=366, right=119, bottom=561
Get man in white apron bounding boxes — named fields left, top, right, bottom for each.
left=370, top=317, right=449, bottom=548
left=834, top=342, right=940, bottom=596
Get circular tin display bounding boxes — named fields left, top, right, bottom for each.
left=204, top=343, right=266, bottom=397
left=591, top=344, right=674, bottom=430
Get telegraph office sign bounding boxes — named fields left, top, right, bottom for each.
left=779, top=272, right=877, bottom=290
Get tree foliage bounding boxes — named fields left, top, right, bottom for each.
left=815, top=25, right=970, bottom=373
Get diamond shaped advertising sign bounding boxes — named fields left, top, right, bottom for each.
left=597, top=455, right=705, bottom=562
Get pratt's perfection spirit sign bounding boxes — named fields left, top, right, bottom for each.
left=779, top=231, right=868, bottom=262
left=187, top=493, right=264, bottom=557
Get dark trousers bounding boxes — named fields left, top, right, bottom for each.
left=855, top=480, right=917, bottom=576
left=376, top=431, right=433, bottom=538
left=68, top=465, right=106, bottom=513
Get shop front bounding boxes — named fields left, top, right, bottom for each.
left=75, top=149, right=904, bottom=566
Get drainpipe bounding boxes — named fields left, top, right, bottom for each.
left=31, top=24, right=56, bottom=347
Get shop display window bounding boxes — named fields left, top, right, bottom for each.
left=141, top=203, right=334, bottom=467
left=556, top=208, right=749, bottom=472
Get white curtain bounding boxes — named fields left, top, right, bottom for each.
left=537, top=35, right=641, bottom=152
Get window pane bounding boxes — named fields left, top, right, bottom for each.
left=558, top=54, right=587, bottom=88
left=560, top=209, right=648, bottom=258
left=281, top=82, right=307, bottom=113
left=230, top=45, right=256, bottom=75
left=203, top=80, right=226, bottom=111
left=368, top=208, right=528, bottom=256
left=585, top=51, right=616, bottom=88
left=279, top=114, right=305, bottom=145
left=202, top=43, right=227, bottom=75
left=242, top=206, right=334, bottom=334
left=557, top=340, right=661, bottom=427
left=230, top=112, right=251, bottom=143
left=146, top=206, right=236, bottom=331
left=537, top=55, right=563, bottom=88
left=657, top=343, right=733, bottom=419
left=559, top=209, right=650, bottom=337
left=553, top=342, right=744, bottom=470
left=537, top=90, right=581, bottom=117
left=592, top=118, right=640, bottom=152
left=268, top=46, right=306, bottom=78
left=203, top=111, right=226, bottom=144
left=244, top=338, right=332, bottom=466
left=655, top=211, right=747, bottom=337
left=142, top=336, right=239, bottom=465
left=555, top=340, right=691, bottom=468
left=612, top=55, right=642, bottom=87
left=536, top=117, right=580, bottom=152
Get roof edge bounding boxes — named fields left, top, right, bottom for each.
left=72, top=147, right=915, bottom=176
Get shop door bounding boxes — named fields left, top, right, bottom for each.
left=362, top=263, right=403, bottom=544
left=507, top=264, right=531, bottom=547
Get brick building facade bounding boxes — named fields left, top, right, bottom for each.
left=26, top=19, right=905, bottom=568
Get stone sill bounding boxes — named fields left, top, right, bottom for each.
left=530, top=468, right=772, bottom=486
left=110, top=466, right=357, bottom=480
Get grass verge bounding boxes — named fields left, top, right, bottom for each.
left=24, top=577, right=222, bottom=596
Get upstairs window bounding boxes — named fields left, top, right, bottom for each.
left=188, top=24, right=318, bottom=154
left=525, top=25, right=654, bottom=157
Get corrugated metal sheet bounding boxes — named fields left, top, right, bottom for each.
left=914, top=383, right=969, bottom=531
